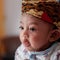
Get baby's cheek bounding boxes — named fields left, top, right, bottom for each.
left=29, top=36, right=39, bottom=44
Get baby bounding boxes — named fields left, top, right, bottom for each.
left=15, top=1, right=60, bottom=60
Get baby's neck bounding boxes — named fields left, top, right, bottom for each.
left=35, top=43, right=54, bottom=52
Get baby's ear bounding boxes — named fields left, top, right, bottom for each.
left=49, top=29, right=60, bottom=42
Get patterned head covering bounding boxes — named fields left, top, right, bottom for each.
left=22, top=0, right=60, bottom=32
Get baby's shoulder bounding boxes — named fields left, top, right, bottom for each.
left=15, top=44, right=25, bottom=60
left=55, top=42, right=60, bottom=51
left=15, top=44, right=25, bottom=55
left=51, top=42, right=60, bottom=56
left=50, top=42, right=60, bottom=60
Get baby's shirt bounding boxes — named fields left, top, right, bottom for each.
left=15, top=42, right=60, bottom=60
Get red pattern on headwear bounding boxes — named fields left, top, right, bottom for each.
left=41, top=12, right=53, bottom=24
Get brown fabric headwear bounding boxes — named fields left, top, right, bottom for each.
left=22, top=0, right=60, bottom=32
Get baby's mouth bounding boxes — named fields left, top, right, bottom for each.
left=23, top=39, right=30, bottom=47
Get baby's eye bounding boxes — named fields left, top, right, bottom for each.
left=30, top=28, right=36, bottom=31
left=19, top=26, right=24, bottom=30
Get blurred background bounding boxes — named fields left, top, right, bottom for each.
left=0, top=0, right=60, bottom=60
left=0, top=0, right=21, bottom=60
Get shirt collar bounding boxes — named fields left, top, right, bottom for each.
left=23, top=42, right=58, bottom=56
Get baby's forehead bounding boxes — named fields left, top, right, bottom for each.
left=22, top=13, right=43, bottom=22
left=21, top=13, right=52, bottom=26
left=22, top=13, right=43, bottom=23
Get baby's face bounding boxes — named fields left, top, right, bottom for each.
left=19, top=13, right=52, bottom=51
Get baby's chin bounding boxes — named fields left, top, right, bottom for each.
left=24, top=45, right=39, bottom=52
left=24, top=45, right=46, bottom=52
left=25, top=47, right=35, bottom=51
left=23, top=44, right=35, bottom=51
left=22, top=42, right=41, bottom=51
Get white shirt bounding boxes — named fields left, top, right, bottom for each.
left=15, top=42, right=60, bottom=60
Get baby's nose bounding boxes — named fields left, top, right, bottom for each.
left=22, top=34, right=29, bottom=43
left=23, top=30, right=28, bottom=35
left=23, top=35, right=28, bottom=39
left=23, top=30, right=29, bottom=39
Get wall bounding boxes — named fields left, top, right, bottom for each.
left=4, top=0, right=22, bottom=36
left=0, top=0, right=5, bottom=39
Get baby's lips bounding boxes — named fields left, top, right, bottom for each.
left=23, top=39, right=30, bottom=47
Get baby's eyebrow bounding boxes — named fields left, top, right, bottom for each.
left=29, top=22, right=39, bottom=25
left=19, top=21, right=42, bottom=25
left=20, top=21, right=22, bottom=23
left=20, top=21, right=23, bottom=24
